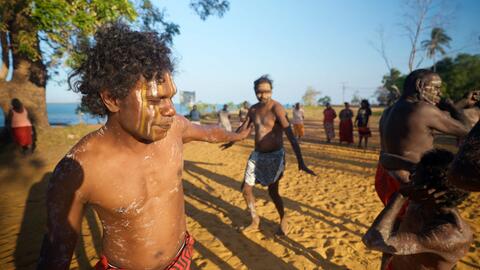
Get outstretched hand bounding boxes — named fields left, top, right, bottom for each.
left=299, top=163, right=316, bottom=176
left=399, top=183, right=446, bottom=204
left=465, top=90, right=480, bottom=107
left=220, top=142, right=234, bottom=150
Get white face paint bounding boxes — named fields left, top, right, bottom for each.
left=421, top=74, right=442, bottom=105
left=120, top=72, right=177, bottom=142
left=255, top=82, right=273, bottom=103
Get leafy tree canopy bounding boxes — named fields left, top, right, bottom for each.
left=436, top=53, right=480, bottom=100
left=1, top=0, right=229, bottom=75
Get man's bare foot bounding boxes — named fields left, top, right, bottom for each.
left=241, top=216, right=260, bottom=233
left=276, top=215, right=289, bottom=235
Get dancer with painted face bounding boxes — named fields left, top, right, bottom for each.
left=376, top=69, right=476, bottom=269
left=37, top=23, right=251, bottom=270
left=377, top=69, right=476, bottom=205
left=221, top=75, right=315, bottom=235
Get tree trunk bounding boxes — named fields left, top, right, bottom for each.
left=0, top=59, right=49, bottom=128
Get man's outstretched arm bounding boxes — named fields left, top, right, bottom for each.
left=274, top=104, right=315, bottom=175
left=37, top=158, right=87, bottom=270
left=424, top=104, right=470, bottom=137
left=180, top=115, right=251, bottom=144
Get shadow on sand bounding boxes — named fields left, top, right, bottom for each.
left=13, top=170, right=102, bottom=269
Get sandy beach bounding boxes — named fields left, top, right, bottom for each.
left=0, top=108, right=479, bottom=270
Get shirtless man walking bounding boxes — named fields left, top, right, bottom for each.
left=363, top=149, right=473, bottom=270
left=221, top=75, right=315, bottom=235
left=37, top=23, right=250, bottom=270
left=377, top=69, right=474, bottom=206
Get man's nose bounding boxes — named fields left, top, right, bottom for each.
left=161, top=100, right=176, bottom=117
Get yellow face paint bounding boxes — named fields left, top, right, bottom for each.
left=134, top=72, right=176, bottom=141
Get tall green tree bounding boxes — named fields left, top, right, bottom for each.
left=380, top=68, right=405, bottom=105
left=0, top=0, right=229, bottom=127
left=422, top=27, right=451, bottom=72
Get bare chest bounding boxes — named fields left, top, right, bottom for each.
left=86, top=143, right=184, bottom=216
left=252, top=108, right=277, bottom=130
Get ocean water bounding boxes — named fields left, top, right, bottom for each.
left=0, top=103, right=192, bottom=127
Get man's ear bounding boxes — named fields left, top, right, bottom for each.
left=99, top=91, right=120, bottom=113
left=415, top=78, right=424, bottom=92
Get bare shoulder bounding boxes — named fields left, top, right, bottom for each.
left=271, top=100, right=286, bottom=112
left=49, top=128, right=108, bottom=200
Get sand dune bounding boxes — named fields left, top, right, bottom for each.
left=0, top=109, right=479, bottom=269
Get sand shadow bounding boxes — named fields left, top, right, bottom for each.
left=184, top=160, right=367, bottom=236
left=184, top=179, right=347, bottom=269
left=184, top=199, right=296, bottom=270
left=14, top=172, right=51, bottom=269
left=192, top=240, right=236, bottom=270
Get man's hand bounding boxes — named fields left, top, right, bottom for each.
left=399, top=183, right=446, bottom=203
left=220, top=142, right=234, bottom=150
left=299, top=163, right=316, bottom=176
left=465, top=90, right=480, bottom=108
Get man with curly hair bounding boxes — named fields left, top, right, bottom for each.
left=363, top=149, right=473, bottom=270
left=37, top=22, right=250, bottom=270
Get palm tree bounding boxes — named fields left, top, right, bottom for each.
left=422, top=27, right=452, bottom=72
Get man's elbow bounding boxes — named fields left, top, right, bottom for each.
left=362, top=230, right=387, bottom=251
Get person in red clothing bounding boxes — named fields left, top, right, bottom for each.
left=7, top=98, right=33, bottom=154
left=323, top=103, right=336, bottom=143
left=338, top=102, right=354, bottom=144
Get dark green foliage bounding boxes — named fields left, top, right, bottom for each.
left=436, top=54, right=480, bottom=101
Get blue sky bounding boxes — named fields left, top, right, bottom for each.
left=45, top=0, right=480, bottom=104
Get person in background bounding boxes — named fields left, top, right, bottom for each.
left=291, top=102, right=305, bottom=143
left=7, top=98, right=33, bottom=154
left=339, top=102, right=354, bottom=145
left=323, top=103, right=336, bottom=143
left=218, top=104, right=232, bottom=132
left=355, top=99, right=372, bottom=149
left=189, top=104, right=201, bottom=125
left=239, top=101, right=249, bottom=123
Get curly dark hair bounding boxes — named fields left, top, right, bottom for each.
left=68, top=22, right=174, bottom=116
left=253, top=74, right=273, bottom=91
left=413, top=149, right=470, bottom=208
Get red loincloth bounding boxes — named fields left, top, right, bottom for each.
left=374, top=163, right=408, bottom=217
left=12, top=126, right=32, bottom=147
left=385, top=259, right=394, bottom=270
left=358, top=126, right=371, bottom=137
left=95, top=232, right=194, bottom=270
left=339, top=119, right=354, bottom=143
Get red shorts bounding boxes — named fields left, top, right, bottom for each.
left=385, top=259, right=393, bottom=270
left=95, top=232, right=194, bottom=270
left=374, top=163, right=408, bottom=217
left=12, top=126, right=32, bottom=146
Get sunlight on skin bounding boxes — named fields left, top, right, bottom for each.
left=135, top=73, right=177, bottom=141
